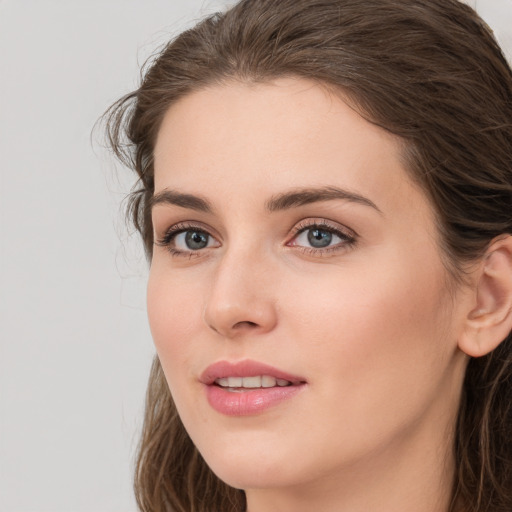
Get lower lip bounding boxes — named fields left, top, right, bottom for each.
left=205, top=384, right=305, bottom=416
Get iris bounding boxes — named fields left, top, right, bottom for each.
left=308, top=228, right=332, bottom=248
left=185, top=231, right=209, bottom=250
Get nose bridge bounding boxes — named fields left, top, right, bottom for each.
left=203, top=240, right=277, bottom=337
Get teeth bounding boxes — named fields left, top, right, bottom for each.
left=215, top=375, right=291, bottom=388
left=243, top=376, right=262, bottom=388
left=227, top=376, right=242, bottom=388
left=261, top=375, right=276, bottom=388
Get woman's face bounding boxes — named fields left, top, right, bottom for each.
left=149, top=78, right=469, bottom=495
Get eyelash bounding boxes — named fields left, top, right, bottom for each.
left=155, top=219, right=357, bottom=258
left=288, top=219, right=357, bottom=256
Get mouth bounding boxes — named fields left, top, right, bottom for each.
left=200, top=359, right=306, bottom=387
left=200, top=360, right=306, bottom=415
left=214, top=375, right=297, bottom=391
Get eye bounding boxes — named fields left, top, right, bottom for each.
left=300, top=227, right=338, bottom=248
left=287, top=219, right=356, bottom=254
left=174, top=230, right=214, bottom=251
left=293, top=227, right=343, bottom=249
left=156, top=223, right=220, bottom=256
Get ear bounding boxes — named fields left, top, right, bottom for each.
left=458, top=235, right=512, bottom=358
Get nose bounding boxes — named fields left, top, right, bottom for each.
left=203, top=248, right=278, bottom=338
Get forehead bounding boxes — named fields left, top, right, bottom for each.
left=153, top=77, right=423, bottom=217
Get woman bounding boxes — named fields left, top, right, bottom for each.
left=105, top=0, right=512, bottom=511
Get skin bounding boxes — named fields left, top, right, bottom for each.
left=148, top=78, right=475, bottom=512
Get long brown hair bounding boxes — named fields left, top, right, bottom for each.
left=104, top=1, right=512, bottom=510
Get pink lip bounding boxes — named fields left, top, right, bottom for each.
left=200, top=360, right=306, bottom=416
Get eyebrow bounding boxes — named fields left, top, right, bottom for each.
left=265, top=186, right=382, bottom=214
left=150, top=186, right=381, bottom=215
left=150, top=190, right=213, bottom=213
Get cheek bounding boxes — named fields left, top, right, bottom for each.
left=283, top=248, right=455, bottom=427
left=146, top=264, right=218, bottom=437
left=146, top=266, right=204, bottom=379
left=288, top=250, right=450, bottom=349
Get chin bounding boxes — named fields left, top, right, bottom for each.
left=194, top=433, right=308, bottom=490
left=208, top=459, right=302, bottom=491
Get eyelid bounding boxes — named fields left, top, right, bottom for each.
left=289, top=218, right=357, bottom=239
left=156, top=220, right=216, bottom=241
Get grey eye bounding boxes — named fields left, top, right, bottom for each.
left=307, top=228, right=333, bottom=248
left=172, top=230, right=213, bottom=250
left=185, top=231, right=210, bottom=250
left=291, top=224, right=347, bottom=251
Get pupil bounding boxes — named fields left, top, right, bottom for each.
left=185, top=231, right=208, bottom=250
left=308, top=228, right=332, bottom=248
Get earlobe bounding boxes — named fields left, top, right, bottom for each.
left=459, top=235, right=512, bottom=358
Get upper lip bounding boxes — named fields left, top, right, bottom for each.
left=199, top=360, right=306, bottom=385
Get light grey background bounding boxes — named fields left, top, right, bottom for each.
left=0, top=1, right=510, bottom=511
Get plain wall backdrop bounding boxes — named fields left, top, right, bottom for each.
left=0, top=1, right=510, bottom=511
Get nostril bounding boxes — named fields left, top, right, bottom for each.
left=233, top=321, right=259, bottom=329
